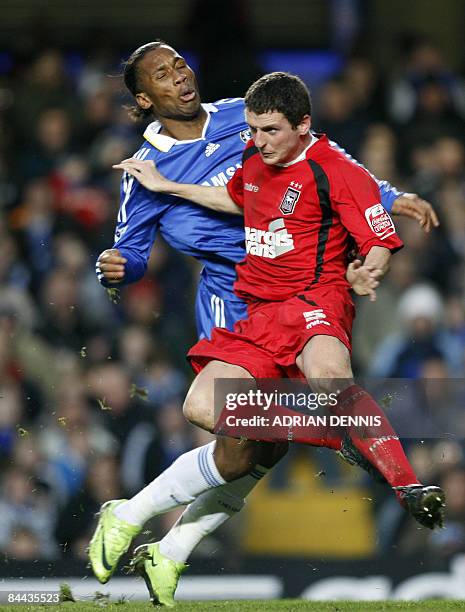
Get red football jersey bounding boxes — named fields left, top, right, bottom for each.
left=227, top=134, right=403, bottom=302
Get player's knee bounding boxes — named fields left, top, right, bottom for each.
left=183, top=390, right=214, bottom=431
left=306, top=363, right=352, bottom=393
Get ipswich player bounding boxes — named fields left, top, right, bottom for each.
left=91, top=42, right=440, bottom=606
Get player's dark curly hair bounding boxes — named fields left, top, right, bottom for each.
left=244, top=72, right=312, bottom=128
left=123, top=41, right=166, bottom=122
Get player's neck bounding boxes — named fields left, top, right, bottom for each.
left=159, top=107, right=208, bottom=141
left=293, top=134, right=313, bottom=159
left=278, top=134, right=315, bottom=167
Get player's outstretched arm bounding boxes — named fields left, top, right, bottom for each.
left=328, top=140, right=438, bottom=233
left=113, top=158, right=243, bottom=215
left=391, top=193, right=439, bottom=233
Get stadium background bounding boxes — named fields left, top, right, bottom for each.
left=1, top=0, right=465, bottom=602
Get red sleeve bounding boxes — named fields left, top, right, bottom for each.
left=332, top=161, right=403, bottom=256
left=226, top=166, right=244, bottom=208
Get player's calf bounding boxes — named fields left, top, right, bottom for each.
left=213, top=435, right=274, bottom=480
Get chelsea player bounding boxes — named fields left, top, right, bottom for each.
left=91, top=41, right=439, bottom=606
left=96, top=42, right=438, bottom=337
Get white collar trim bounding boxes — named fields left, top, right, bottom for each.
left=278, top=134, right=318, bottom=167
left=143, top=103, right=218, bottom=152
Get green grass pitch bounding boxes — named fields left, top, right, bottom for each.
left=0, top=600, right=464, bottom=611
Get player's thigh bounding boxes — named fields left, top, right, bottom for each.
left=296, top=334, right=353, bottom=393
left=183, top=359, right=252, bottom=431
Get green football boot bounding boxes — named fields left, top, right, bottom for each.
left=88, top=499, right=141, bottom=584
left=131, top=542, right=187, bottom=607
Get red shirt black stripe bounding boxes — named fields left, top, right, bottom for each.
left=227, top=134, right=403, bottom=303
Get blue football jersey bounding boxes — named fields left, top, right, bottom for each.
left=104, top=98, right=249, bottom=299
left=98, top=97, right=403, bottom=338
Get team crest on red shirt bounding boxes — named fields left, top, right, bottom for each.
left=279, top=182, right=302, bottom=215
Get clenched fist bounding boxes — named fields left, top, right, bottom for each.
left=96, top=249, right=127, bottom=284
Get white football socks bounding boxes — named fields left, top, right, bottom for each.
left=114, top=442, right=226, bottom=526
left=158, top=465, right=268, bottom=562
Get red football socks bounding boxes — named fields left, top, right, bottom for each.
left=335, top=384, right=420, bottom=488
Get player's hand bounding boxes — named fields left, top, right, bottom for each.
left=391, top=193, right=439, bottom=233
left=113, top=158, right=171, bottom=193
left=97, top=248, right=127, bottom=284
left=346, top=260, right=381, bottom=302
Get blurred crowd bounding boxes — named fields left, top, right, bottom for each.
left=0, top=31, right=465, bottom=564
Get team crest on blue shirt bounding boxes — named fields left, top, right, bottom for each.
left=240, top=129, right=251, bottom=143
left=280, top=182, right=302, bottom=215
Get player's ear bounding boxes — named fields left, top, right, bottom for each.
left=298, top=115, right=311, bottom=136
left=136, top=92, right=153, bottom=111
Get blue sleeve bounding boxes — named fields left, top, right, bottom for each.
left=376, top=180, right=402, bottom=214
left=327, top=138, right=404, bottom=213
left=97, top=173, right=160, bottom=288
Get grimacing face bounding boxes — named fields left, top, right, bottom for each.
left=245, top=109, right=311, bottom=165
left=135, top=45, right=201, bottom=120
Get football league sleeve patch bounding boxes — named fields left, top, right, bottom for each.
left=334, top=163, right=403, bottom=256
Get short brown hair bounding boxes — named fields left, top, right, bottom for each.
left=245, top=72, right=312, bottom=128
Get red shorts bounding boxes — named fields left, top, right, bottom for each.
left=188, top=285, right=355, bottom=379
